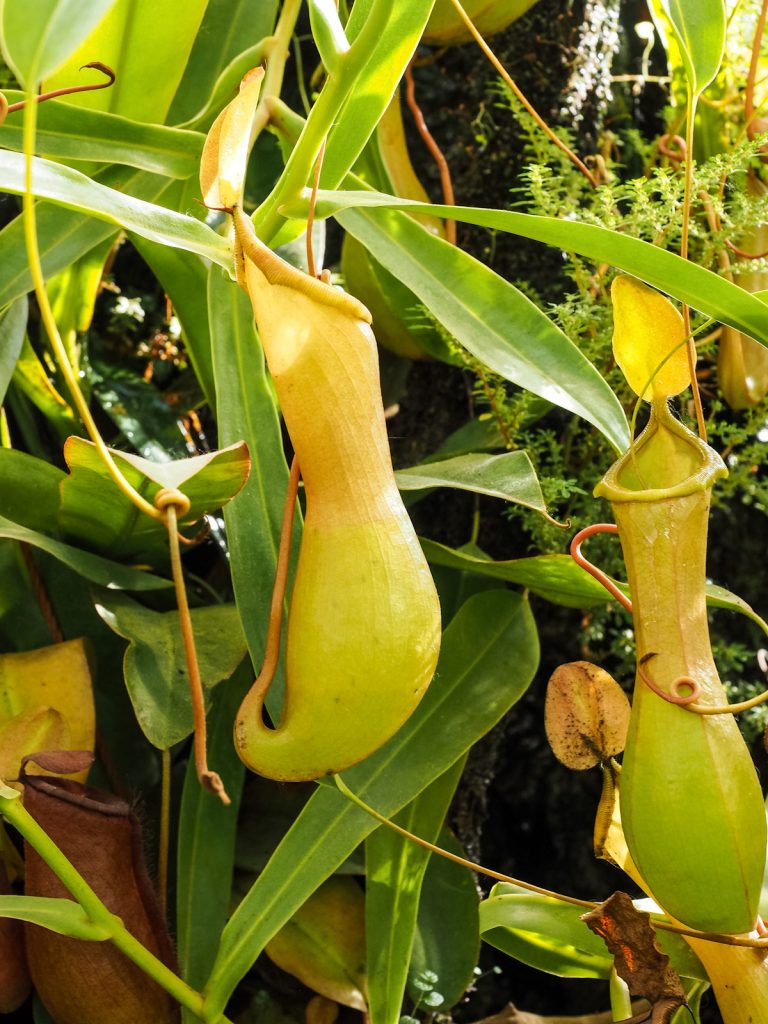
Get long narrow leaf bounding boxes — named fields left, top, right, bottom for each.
left=366, top=760, right=465, bottom=1024
left=204, top=590, right=539, bottom=1016
left=295, top=189, right=768, bottom=347
left=208, top=266, right=296, bottom=686
left=0, top=515, right=170, bottom=591
left=0, top=297, right=27, bottom=404
left=337, top=206, right=629, bottom=452
left=0, top=152, right=231, bottom=268
left=176, top=661, right=250, bottom=989
left=0, top=167, right=158, bottom=308
left=0, top=95, right=203, bottom=177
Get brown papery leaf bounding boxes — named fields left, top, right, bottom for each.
left=545, top=662, right=630, bottom=770
left=581, top=892, right=685, bottom=1023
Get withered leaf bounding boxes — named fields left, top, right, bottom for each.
left=580, top=892, right=685, bottom=1024
left=545, top=662, right=630, bottom=770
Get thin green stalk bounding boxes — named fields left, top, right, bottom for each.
left=253, top=0, right=394, bottom=243
left=681, top=91, right=706, bottom=440
left=0, top=788, right=233, bottom=1023
left=21, top=82, right=161, bottom=522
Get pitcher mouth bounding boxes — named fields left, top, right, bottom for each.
left=594, top=400, right=727, bottom=504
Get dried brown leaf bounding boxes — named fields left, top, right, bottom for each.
left=581, top=892, right=685, bottom=1023
left=545, top=662, right=630, bottom=770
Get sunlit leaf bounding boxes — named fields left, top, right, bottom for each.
left=41, top=0, right=208, bottom=124
left=0, top=152, right=231, bottom=269
left=288, top=189, right=768, bottom=348
left=396, top=452, right=549, bottom=516
left=0, top=94, right=203, bottom=177
left=0, top=0, right=117, bottom=87
left=657, top=0, right=726, bottom=97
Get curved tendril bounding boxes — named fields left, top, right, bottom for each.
left=569, top=523, right=633, bottom=613
left=333, top=775, right=768, bottom=948
left=5, top=62, right=115, bottom=115
left=638, top=652, right=768, bottom=717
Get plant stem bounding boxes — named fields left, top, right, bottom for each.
left=21, top=81, right=162, bottom=522
left=333, top=775, right=595, bottom=909
left=253, top=0, right=394, bottom=243
left=0, top=790, right=232, bottom=1023
left=164, top=501, right=230, bottom=807
left=680, top=92, right=706, bottom=440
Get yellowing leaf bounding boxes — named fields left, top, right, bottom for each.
left=265, top=876, right=368, bottom=1010
left=611, top=276, right=689, bottom=400
left=200, top=67, right=265, bottom=210
left=0, top=639, right=95, bottom=782
left=0, top=708, right=70, bottom=789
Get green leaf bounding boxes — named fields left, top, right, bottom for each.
left=204, top=589, right=539, bottom=1016
left=0, top=152, right=231, bottom=268
left=0, top=94, right=204, bottom=177
left=408, top=829, right=479, bottom=1011
left=658, top=0, right=726, bottom=97
left=420, top=539, right=613, bottom=607
left=58, top=438, right=250, bottom=563
left=0, top=0, right=117, bottom=87
left=292, top=190, right=768, bottom=350
left=41, top=0, right=208, bottom=124
left=0, top=449, right=64, bottom=536
left=93, top=590, right=247, bottom=750
left=395, top=452, right=549, bottom=516
left=366, top=760, right=465, bottom=1024
left=337, top=207, right=630, bottom=453
left=479, top=885, right=706, bottom=982
left=167, top=0, right=279, bottom=126
left=208, top=266, right=296, bottom=681
left=0, top=895, right=110, bottom=939
left=0, top=297, right=27, bottom=405
left=176, top=661, right=250, bottom=990
left=0, top=166, right=169, bottom=310
left=0, top=515, right=170, bottom=590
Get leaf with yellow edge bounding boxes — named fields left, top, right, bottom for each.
left=200, top=68, right=265, bottom=210
left=265, top=876, right=368, bottom=1011
left=0, top=708, right=70, bottom=789
left=0, top=640, right=95, bottom=783
left=611, top=276, right=690, bottom=401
